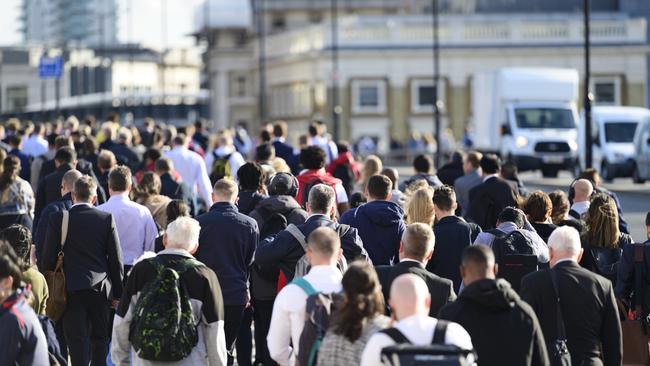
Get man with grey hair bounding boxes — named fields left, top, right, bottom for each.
left=521, top=226, right=622, bottom=366
left=113, top=217, right=228, bottom=366
left=256, top=183, right=369, bottom=282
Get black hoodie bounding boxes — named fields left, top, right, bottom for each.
left=438, top=279, right=549, bottom=366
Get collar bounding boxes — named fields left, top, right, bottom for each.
left=158, top=248, right=194, bottom=258
left=307, top=213, right=330, bottom=220
left=108, top=192, right=131, bottom=202
left=61, top=192, right=73, bottom=201
left=553, top=258, right=578, bottom=267
left=273, top=137, right=285, bottom=143
left=400, top=258, right=425, bottom=266
left=571, top=201, right=590, bottom=213
left=71, top=202, right=93, bottom=208
left=436, top=215, right=460, bottom=225
left=396, top=314, right=429, bottom=325
left=483, top=174, right=499, bottom=183
left=307, top=265, right=343, bottom=278
left=496, top=221, right=519, bottom=232
left=209, top=201, right=238, bottom=212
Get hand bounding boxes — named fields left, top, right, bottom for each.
left=111, top=299, right=120, bottom=309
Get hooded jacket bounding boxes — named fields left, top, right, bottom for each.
left=340, top=200, right=406, bottom=265
left=438, top=279, right=549, bottom=366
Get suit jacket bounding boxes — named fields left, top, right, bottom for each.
left=159, top=172, right=197, bottom=216
left=33, top=193, right=73, bottom=264
left=41, top=204, right=124, bottom=299
left=467, top=176, right=518, bottom=230
left=273, top=140, right=299, bottom=174
left=454, top=170, right=482, bottom=217
left=429, top=216, right=479, bottom=292
left=375, top=260, right=456, bottom=317
left=520, top=261, right=622, bottom=366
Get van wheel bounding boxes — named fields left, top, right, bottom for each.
left=633, top=166, right=646, bottom=184
left=601, top=161, right=614, bottom=182
left=541, top=166, right=559, bottom=178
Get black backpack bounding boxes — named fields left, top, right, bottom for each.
left=301, top=177, right=328, bottom=209
left=490, top=229, right=538, bottom=292
left=380, top=320, right=475, bottom=366
left=129, top=257, right=200, bottom=362
left=259, top=207, right=296, bottom=240
left=332, top=163, right=356, bottom=197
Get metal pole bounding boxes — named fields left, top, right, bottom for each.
left=584, top=0, right=593, bottom=170
left=331, top=0, right=340, bottom=142
left=55, top=78, right=60, bottom=118
left=256, top=0, right=267, bottom=124
left=161, top=0, right=168, bottom=124
left=204, top=0, right=212, bottom=123
left=433, top=0, right=441, bottom=169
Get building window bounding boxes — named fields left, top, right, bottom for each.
left=410, top=79, right=445, bottom=114
left=309, top=11, right=323, bottom=24
left=591, top=76, right=621, bottom=106
left=271, top=14, right=286, bottom=31
left=352, top=79, right=387, bottom=115
left=5, top=86, right=28, bottom=112
left=237, top=76, right=246, bottom=97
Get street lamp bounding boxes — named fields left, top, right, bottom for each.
left=256, top=0, right=267, bottom=124
left=331, top=0, right=341, bottom=142
left=584, top=0, right=593, bottom=170
left=432, top=0, right=441, bottom=169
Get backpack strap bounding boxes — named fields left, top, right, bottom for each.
left=286, top=224, right=308, bottom=251
left=291, top=277, right=318, bottom=297
left=487, top=228, right=506, bottom=238
left=336, top=224, right=351, bottom=238
left=432, top=320, right=449, bottom=344
left=380, top=327, right=410, bottom=344
left=60, top=210, right=69, bottom=248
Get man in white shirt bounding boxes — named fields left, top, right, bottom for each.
left=22, top=124, right=48, bottom=158
left=204, top=129, right=246, bottom=182
left=165, top=134, right=213, bottom=207
left=360, top=274, right=473, bottom=366
left=267, top=226, right=344, bottom=366
left=569, top=179, right=593, bottom=219
left=98, top=166, right=158, bottom=272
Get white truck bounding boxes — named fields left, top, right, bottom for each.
left=472, top=68, right=580, bottom=177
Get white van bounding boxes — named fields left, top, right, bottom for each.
left=632, top=111, right=650, bottom=183
left=579, top=106, right=650, bottom=181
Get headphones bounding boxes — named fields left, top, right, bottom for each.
left=268, top=172, right=299, bottom=197
left=567, top=178, right=597, bottom=205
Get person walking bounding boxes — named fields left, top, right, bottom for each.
left=295, top=146, right=350, bottom=214
left=399, top=154, right=443, bottom=192
left=0, top=155, right=35, bottom=230
left=165, top=134, right=213, bottom=209
left=454, top=151, right=482, bottom=217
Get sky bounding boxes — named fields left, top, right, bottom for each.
left=0, top=0, right=208, bottom=49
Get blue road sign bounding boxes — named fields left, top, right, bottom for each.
left=39, top=56, right=64, bottom=79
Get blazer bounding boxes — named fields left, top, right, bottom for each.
left=520, top=261, right=622, bottom=366
left=159, top=172, right=197, bottom=216
left=33, top=192, right=73, bottom=264
left=429, top=215, right=479, bottom=291
left=454, top=170, right=482, bottom=217
left=41, top=204, right=124, bottom=299
left=375, top=260, right=456, bottom=317
left=272, top=140, right=299, bottom=173
left=467, top=176, right=518, bottom=230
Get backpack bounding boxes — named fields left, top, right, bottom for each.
left=332, top=163, right=356, bottom=197
left=129, top=257, right=201, bottom=362
left=210, top=152, right=232, bottom=184
left=259, top=207, right=296, bottom=240
left=288, top=224, right=349, bottom=279
left=292, top=277, right=342, bottom=366
left=301, top=177, right=329, bottom=210
left=490, top=229, right=538, bottom=292
left=379, top=320, right=475, bottom=366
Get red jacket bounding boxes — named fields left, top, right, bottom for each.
left=326, top=152, right=361, bottom=181
left=296, top=169, right=342, bottom=206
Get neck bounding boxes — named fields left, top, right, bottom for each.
left=436, top=210, right=455, bottom=220
left=551, top=256, right=577, bottom=267
left=214, top=199, right=234, bottom=204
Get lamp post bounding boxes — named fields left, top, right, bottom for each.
left=584, top=0, right=593, bottom=170
left=256, top=0, right=267, bottom=124
left=331, top=0, right=341, bottom=142
left=432, top=0, right=441, bottom=169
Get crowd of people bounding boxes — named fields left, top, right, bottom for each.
left=0, top=114, right=648, bottom=366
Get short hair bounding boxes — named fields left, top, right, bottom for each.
left=349, top=192, right=367, bottom=208
left=308, top=123, right=320, bottom=137
left=54, top=136, right=72, bottom=150
left=461, top=245, right=495, bottom=273
left=74, top=175, right=98, bottom=202
left=548, top=226, right=582, bottom=257
left=497, top=207, right=525, bottom=229
left=237, top=162, right=264, bottom=192
left=501, top=161, right=518, bottom=180
left=308, top=184, right=336, bottom=213
left=549, top=190, right=570, bottom=225
left=54, top=147, right=77, bottom=165
left=273, top=121, right=288, bottom=137
left=307, top=227, right=341, bottom=259
left=143, top=148, right=162, bottom=163
left=214, top=178, right=239, bottom=200
left=165, top=217, right=201, bottom=251
left=523, top=190, right=552, bottom=223
left=8, top=134, right=22, bottom=147
left=256, top=143, right=275, bottom=162
left=155, top=157, right=173, bottom=172
left=432, top=185, right=456, bottom=212
left=300, top=146, right=327, bottom=170
left=402, top=223, right=435, bottom=260
left=381, top=168, right=399, bottom=188
left=480, top=154, right=501, bottom=174
left=97, top=150, right=117, bottom=171
left=108, top=165, right=132, bottom=192
left=337, top=141, right=351, bottom=154
left=579, top=168, right=601, bottom=187
left=413, top=154, right=432, bottom=173
left=172, top=134, right=186, bottom=146
left=366, top=175, right=392, bottom=199
left=646, top=212, right=650, bottom=227
left=137, top=172, right=162, bottom=196
left=62, top=169, right=82, bottom=191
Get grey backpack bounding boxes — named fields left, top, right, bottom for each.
left=287, top=224, right=349, bottom=279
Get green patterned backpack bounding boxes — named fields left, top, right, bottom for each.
left=129, top=257, right=200, bottom=361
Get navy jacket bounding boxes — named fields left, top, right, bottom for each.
left=340, top=200, right=406, bottom=265
left=429, top=216, right=481, bottom=291
left=616, top=240, right=650, bottom=301
left=237, top=191, right=267, bottom=216
left=159, top=172, right=197, bottom=216
left=273, top=140, right=299, bottom=174
left=196, top=202, right=258, bottom=306
left=0, top=289, right=49, bottom=366
left=255, top=214, right=369, bottom=281
left=108, top=143, right=141, bottom=172
left=34, top=192, right=73, bottom=264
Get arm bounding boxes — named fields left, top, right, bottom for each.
left=202, top=269, right=227, bottom=366
left=254, top=232, right=293, bottom=267
left=341, top=227, right=370, bottom=263
left=601, top=283, right=623, bottom=366
left=143, top=214, right=158, bottom=253
left=112, top=269, right=138, bottom=366
left=360, top=334, right=393, bottom=366
left=41, top=213, right=62, bottom=272
left=106, top=215, right=124, bottom=299
left=34, top=204, right=55, bottom=264
left=196, top=158, right=213, bottom=207
left=267, top=291, right=294, bottom=365
left=615, top=244, right=635, bottom=300
left=0, top=318, right=22, bottom=366
left=34, top=178, right=47, bottom=222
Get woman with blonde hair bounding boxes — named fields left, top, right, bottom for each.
left=405, top=186, right=435, bottom=226
left=580, top=193, right=633, bottom=283
left=132, top=172, right=171, bottom=229
left=357, top=155, right=382, bottom=192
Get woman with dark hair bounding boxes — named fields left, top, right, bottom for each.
left=0, top=242, right=49, bottom=365
left=0, top=156, right=35, bottom=230
left=154, top=199, right=190, bottom=253
left=133, top=172, right=171, bottom=229
left=548, top=190, right=571, bottom=225
left=523, top=190, right=557, bottom=243
left=236, top=162, right=267, bottom=215
left=317, top=261, right=389, bottom=366
left=0, top=225, right=48, bottom=315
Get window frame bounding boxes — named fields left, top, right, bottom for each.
left=590, top=76, right=621, bottom=106
left=351, top=79, right=387, bottom=115
left=410, top=78, right=445, bottom=114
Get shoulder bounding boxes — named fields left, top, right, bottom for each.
left=521, top=268, right=548, bottom=286
left=340, top=207, right=357, bottom=222
left=443, top=320, right=473, bottom=350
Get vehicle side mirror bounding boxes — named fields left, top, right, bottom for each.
left=501, top=124, right=512, bottom=136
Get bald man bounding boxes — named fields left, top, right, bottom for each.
left=521, top=227, right=621, bottom=366
left=569, top=179, right=593, bottom=219
left=360, top=274, right=473, bottom=366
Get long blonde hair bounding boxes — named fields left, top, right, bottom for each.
left=405, top=187, right=435, bottom=226
left=360, top=155, right=382, bottom=191
left=582, top=194, right=620, bottom=249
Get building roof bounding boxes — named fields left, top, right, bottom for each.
left=193, top=0, right=252, bottom=32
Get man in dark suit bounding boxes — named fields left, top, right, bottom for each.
left=34, top=147, right=77, bottom=222
left=107, top=129, right=141, bottom=173
left=195, top=178, right=258, bottom=362
left=375, top=223, right=456, bottom=317
left=155, top=157, right=197, bottom=216
left=429, top=185, right=481, bottom=292
left=42, top=175, right=124, bottom=366
left=520, top=226, right=622, bottom=366
left=272, top=121, right=299, bottom=174
left=454, top=151, right=483, bottom=216
left=467, top=154, right=518, bottom=230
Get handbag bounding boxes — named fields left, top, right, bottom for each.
left=549, top=269, right=572, bottom=366
left=621, top=244, right=650, bottom=365
left=44, top=211, right=69, bottom=321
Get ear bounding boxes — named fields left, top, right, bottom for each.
left=576, top=248, right=584, bottom=263
left=91, top=196, right=97, bottom=205
left=426, top=250, right=433, bottom=261
left=459, top=265, right=466, bottom=281
left=424, top=294, right=431, bottom=311
left=1, top=276, right=14, bottom=291
left=188, top=243, right=198, bottom=255
left=163, top=233, right=168, bottom=249
left=493, top=263, right=499, bottom=277
left=212, top=192, right=217, bottom=203
left=387, top=191, right=393, bottom=201
left=337, top=248, right=343, bottom=261
left=399, top=242, right=404, bottom=254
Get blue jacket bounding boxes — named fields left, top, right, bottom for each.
left=340, top=200, right=406, bottom=265
left=34, top=192, right=73, bottom=265
left=196, top=202, right=258, bottom=306
left=0, top=289, right=49, bottom=366
left=273, top=140, right=299, bottom=174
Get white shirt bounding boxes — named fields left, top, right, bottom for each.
left=267, top=265, right=343, bottom=366
left=22, top=134, right=48, bottom=157
left=97, top=193, right=158, bottom=265
left=165, top=146, right=213, bottom=206
left=360, top=315, right=473, bottom=366
left=570, top=201, right=590, bottom=216
left=205, top=145, right=246, bottom=181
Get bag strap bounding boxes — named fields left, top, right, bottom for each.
left=549, top=269, right=567, bottom=340
left=380, top=327, right=410, bottom=344
left=60, top=211, right=69, bottom=249
left=634, top=244, right=646, bottom=315
left=286, top=224, right=308, bottom=251
left=291, top=277, right=318, bottom=296
left=432, top=320, right=448, bottom=344
left=336, top=224, right=351, bottom=238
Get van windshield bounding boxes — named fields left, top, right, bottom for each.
left=604, top=122, right=637, bottom=143
left=514, top=108, right=576, bottom=129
